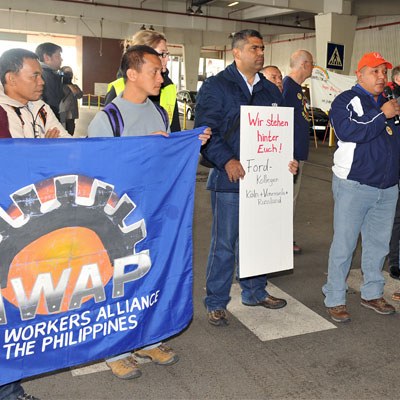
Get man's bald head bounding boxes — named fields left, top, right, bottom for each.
left=290, top=50, right=313, bottom=69
left=288, top=49, right=314, bottom=83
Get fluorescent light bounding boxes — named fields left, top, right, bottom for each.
left=227, top=1, right=239, bottom=6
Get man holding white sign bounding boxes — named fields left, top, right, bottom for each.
left=196, top=29, right=297, bottom=327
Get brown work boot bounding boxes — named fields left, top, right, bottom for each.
left=242, top=295, right=287, bottom=309
left=106, top=355, right=142, bottom=379
left=361, top=297, right=395, bottom=315
left=326, top=305, right=351, bottom=323
left=392, top=292, right=400, bottom=301
left=207, top=309, right=229, bottom=326
left=134, top=344, right=179, bottom=365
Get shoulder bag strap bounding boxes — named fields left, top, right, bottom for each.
left=102, top=103, right=124, bottom=137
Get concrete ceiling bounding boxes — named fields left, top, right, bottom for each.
left=62, top=0, right=399, bottom=35
left=0, top=0, right=398, bottom=42
left=179, top=0, right=399, bottom=28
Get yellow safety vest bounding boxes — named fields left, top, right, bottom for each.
left=107, top=77, right=125, bottom=96
left=160, top=84, right=177, bottom=124
left=106, top=77, right=177, bottom=124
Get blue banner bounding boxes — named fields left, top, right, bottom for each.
left=0, top=129, right=202, bottom=385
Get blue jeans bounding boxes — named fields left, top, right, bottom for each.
left=323, top=175, right=398, bottom=307
left=0, top=382, right=24, bottom=400
left=205, top=191, right=269, bottom=311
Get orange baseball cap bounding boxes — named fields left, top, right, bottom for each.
left=357, top=52, right=393, bottom=72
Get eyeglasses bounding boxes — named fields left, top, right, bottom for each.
left=156, top=51, right=170, bottom=59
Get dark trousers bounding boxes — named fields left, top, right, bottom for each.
left=0, top=381, right=24, bottom=400
left=389, top=192, right=400, bottom=269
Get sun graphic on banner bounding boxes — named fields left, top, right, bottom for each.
left=0, top=175, right=147, bottom=315
left=2, top=227, right=113, bottom=314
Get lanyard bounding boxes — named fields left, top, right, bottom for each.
left=12, top=105, right=45, bottom=138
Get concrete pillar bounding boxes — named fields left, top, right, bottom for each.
left=314, top=13, right=357, bottom=75
left=182, top=30, right=202, bottom=91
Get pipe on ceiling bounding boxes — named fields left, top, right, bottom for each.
left=49, top=0, right=315, bottom=31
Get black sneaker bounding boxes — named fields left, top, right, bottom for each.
left=17, top=394, right=40, bottom=400
left=390, top=265, right=400, bottom=280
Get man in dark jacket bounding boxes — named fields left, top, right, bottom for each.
left=35, top=42, right=64, bottom=121
left=283, top=50, right=314, bottom=254
left=322, top=52, right=400, bottom=323
left=195, top=29, right=297, bottom=327
left=387, top=65, right=400, bottom=281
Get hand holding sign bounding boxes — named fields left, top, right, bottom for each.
left=225, top=159, right=245, bottom=182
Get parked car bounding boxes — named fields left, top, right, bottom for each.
left=177, top=90, right=197, bottom=120
left=309, top=107, right=330, bottom=140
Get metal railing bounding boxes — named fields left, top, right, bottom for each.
left=81, top=94, right=105, bottom=109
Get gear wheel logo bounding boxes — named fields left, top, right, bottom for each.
left=0, top=174, right=149, bottom=318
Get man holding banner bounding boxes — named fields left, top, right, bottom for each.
left=0, top=47, right=74, bottom=400
left=196, top=29, right=297, bottom=327
left=0, top=44, right=207, bottom=390
left=89, top=45, right=211, bottom=379
left=322, top=52, right=400, bottom=323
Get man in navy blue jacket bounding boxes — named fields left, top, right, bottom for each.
left=322, top=52, right=400, bottom=323
left=195, top=29, right=297, bottom=326
left=283, top=50, right=314, bottom=254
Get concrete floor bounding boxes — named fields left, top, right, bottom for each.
left=22, top=108, right=400, bottom=399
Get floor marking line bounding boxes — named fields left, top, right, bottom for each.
left=73, top=269, right=396, bottom=376
left=228, top=283, right=336, bottom=342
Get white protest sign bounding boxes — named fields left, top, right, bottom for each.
left=239, top=106, right=293, bottom=279
left=310, top=65, right=356, bottom=112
